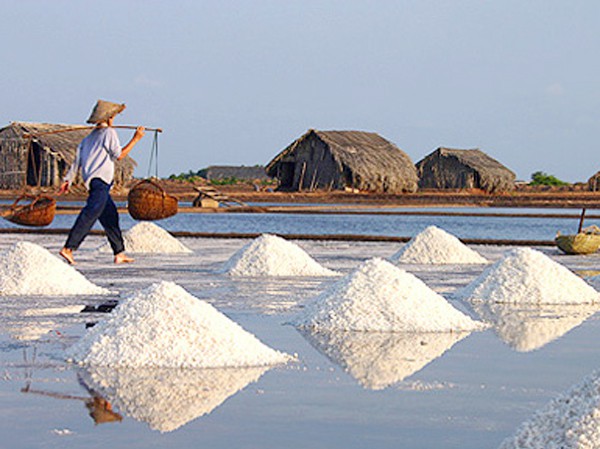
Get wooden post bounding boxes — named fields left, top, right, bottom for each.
left=298, top=162, right=307, bottom=191
left=309, top=168, right=318, bottom=191
left=578, top=208, right=587, bottom=233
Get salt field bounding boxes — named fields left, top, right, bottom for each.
left=2, top=211, right=600, bottom=448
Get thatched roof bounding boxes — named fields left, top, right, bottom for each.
left=266, top=129, right=418, bottom=192
left=416, top=147, right=515, bottom=192
left=0, top=122, right=136, bottom=170
left=199, top=165, right=269, bottom=181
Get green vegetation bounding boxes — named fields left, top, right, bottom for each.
left=529, top=171, right=570, bottom=187
left=168, top=170, right=204, bottom=183
left=209, top=176, right=240, bottom=186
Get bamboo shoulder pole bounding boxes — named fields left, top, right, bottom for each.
left=22, top=125, right=162, bottom=139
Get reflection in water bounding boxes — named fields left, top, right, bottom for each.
left=78, top=365, right=271, bottom=432
left=0, top=305, right=85, bottom=341
left=499, top=371, right=600, bottom=448
left=472, top=303, right=600, bottom=352
left=20, top=348, right=122, bottom=426
left=299, top=329, right=471, bottom=390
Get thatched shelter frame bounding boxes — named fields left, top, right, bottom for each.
left=266, top=129, right=418, bottom=193
left=0, top=122, right=137, bottom=190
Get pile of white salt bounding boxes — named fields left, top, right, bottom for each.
left=66, top=281, right=290, bottom=368
left=390, top=225, right=488, bottom=264
left=500, top=371, right=600, bottom=448
left=99, top=222, right=192, bottom=254
left=222, top=234, right=337, bottom=276
left=458, top=248, right=600, bottom=304
left=292, top=258, right=484, bottom=332
left=0, top=241, right=109, bottom=296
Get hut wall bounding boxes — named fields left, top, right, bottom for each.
left=0, top=140, right=27, bottom=189
left=289, top=136, right=342, bottom=191
left=418, top=153, right=478, bottom=190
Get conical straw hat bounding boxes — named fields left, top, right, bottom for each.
left=86, top=100, right=126, bottom=124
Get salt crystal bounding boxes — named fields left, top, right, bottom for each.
left=390, top=225, right=488, bottom=264
left=79, top=365, right=270, bottom=432
left=222, top=234, right=338, bottom=276
left=458, top=248, right=600, bottom=304
left=98, top=222, right=192, bottom=254
left=300, top=329, right=470, bottom=390
left=0, top=241, right=109, bottom=296
left=500, top=371, right=600, bottom=448
left=66, top=281, right=291, bottom=368
left=292, top=258, right=484, bottom=332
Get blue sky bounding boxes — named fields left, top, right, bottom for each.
left=2, top=1, right=599, bottom=182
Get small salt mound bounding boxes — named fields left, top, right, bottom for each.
left=458, top=248, right=600, bottom=304
left=292, top=258, right=484, bottom=332
left=79, top=366, right=269, bottom=432
left=66, top=281, right=291, bottom=368
left=300, top=329, right=470, bottom=390
left=222, top=234, right=338, bottom=276
left=472, top=303, right=600, bottom=352
left=99, top=222, right=192, bottom=254
left=0, top=242, right=109, bottom=296
left=390, top=225, right=488, bottom=264
left=500, top=371, right=600, bottom=448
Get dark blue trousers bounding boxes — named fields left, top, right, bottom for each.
left=65, top=178, right=125, bottom=255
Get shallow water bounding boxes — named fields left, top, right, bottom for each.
left=1, top=232, right=600, bottom=448
left=1, top=206, right=597, bottom=241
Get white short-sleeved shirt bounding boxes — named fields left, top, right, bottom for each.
left=64, top=126, right=122, bottom=189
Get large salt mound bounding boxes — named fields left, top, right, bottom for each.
left=390, top=225, right=488, bottom=264
left=222, top=234, right=338, bottom=276
left=472, top=303, right=600, bottom=352
left=458, top=248, right=600, bottom=304
left=292, top=258, right=484, bottom=332
left=66, top=281, right=291, bottom=368
left=79, top=365, right=269, bottom=432
left=0, top=241, right=109, bottom=296
left=300, top=329, right=470, bottom=390
left=99, top=222, right=192, bottom=254
left=500, top=371, right=600, bottom=449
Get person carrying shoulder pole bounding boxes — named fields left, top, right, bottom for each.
left=57, top=99, right=145, bottom=265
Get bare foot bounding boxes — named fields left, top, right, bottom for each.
left=59, top=247, right=76, bottom=265
left=114, top=252, right=134, bottom=264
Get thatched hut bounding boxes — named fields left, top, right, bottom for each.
left=416, top=147, right=515, bottom=192
left=0, top=122, right=136, bottom=190
left=587, top=172, right=600, bottom=191
left=266, top=129, right=418, bottom=193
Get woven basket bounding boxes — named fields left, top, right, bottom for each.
left=127, top=179, right=178, bottom=221
left=555, top=233, right=600, bottom=255
left=3, top=194, right=56, bottom=227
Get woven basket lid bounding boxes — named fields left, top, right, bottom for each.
left=86, top=100, right=126, bottom=124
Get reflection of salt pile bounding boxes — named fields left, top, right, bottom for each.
left=293, top=258, right=483, bottom=332
left=458, top=248, right=600, bottom=304
left=99, top=222, right=192, bottom=254
left=300, top=329, right=470, bottom=390
left=222, top=234, right=337, bottom=276
left=472, top=303, right=600, bottom=352
left=67, top=281, right=290, bottom=367
left=500, top=371, right=600, bottom=448
left=79, top=365, right=269, bottom=432
left=0, top=242, right=109, bottom=295
left=4, top=305, right=85, bottom=341
left=390, top=226, right=488, bottom=264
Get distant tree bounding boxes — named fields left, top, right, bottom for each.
left=529, top=171, right=570, bottom=187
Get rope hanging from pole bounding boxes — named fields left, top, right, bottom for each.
left=147, top=130, right=160, bottom=179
